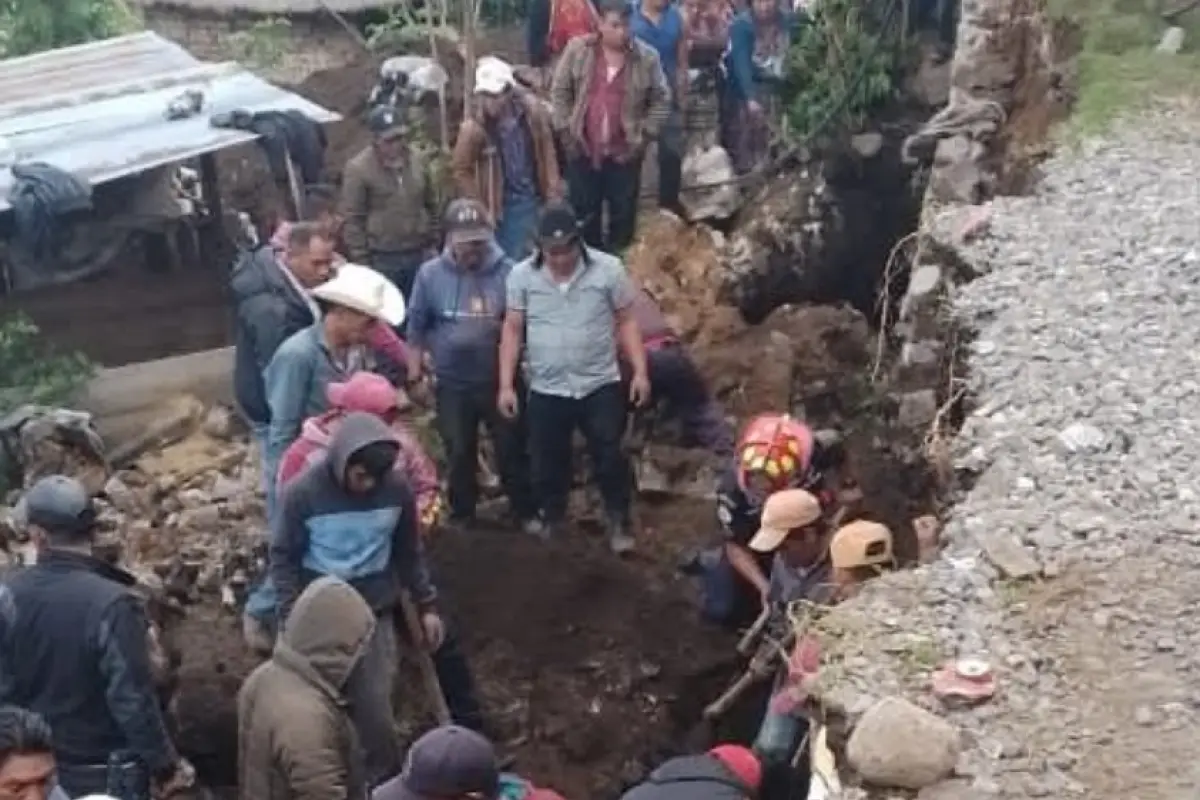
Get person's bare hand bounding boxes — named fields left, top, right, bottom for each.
left=154, top=759, right=196, bottom=799
left=420, top=611, right=446, bottom=651
left=747, top=99, right=764, bottom=117
left=497, top=386, right=519, bottom=419
left=628, top=372, right=651, bottom=408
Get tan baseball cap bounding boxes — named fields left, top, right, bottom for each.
left=748, top=489, right=823, bottom=552
left=830, top=520, right=893, bottom=570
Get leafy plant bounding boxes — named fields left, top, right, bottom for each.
left=226, top=16, right=292, bottom=71
left=781, top=0, right=905, bottom=141
left=0, top=0, right=142, bottom=58
left=0, top=315, right=94, bottom=416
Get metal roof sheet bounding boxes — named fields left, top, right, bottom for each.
left=0, top=32, right=342, bottom=212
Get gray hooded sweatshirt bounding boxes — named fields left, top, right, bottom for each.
left=270, top=412, right=436, bottom=622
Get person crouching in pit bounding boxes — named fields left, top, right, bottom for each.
left=498, top=202, right=651, bottom=554
left=743, top=488, right=837, bottom=800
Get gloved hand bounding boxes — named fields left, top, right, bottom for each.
left=419, top=493, right=444, bottom=533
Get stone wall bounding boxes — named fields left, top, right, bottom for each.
left=892, top=0, right=1058, bottom=431
left=142, top=7, right=363, bottom=84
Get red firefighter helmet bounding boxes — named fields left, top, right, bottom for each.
left=735, top=413, right=815, bottom=500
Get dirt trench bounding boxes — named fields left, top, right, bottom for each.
left=155, top=44, right=947, bottom=799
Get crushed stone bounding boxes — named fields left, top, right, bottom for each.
left=814, top=105, right=1200, bottom=799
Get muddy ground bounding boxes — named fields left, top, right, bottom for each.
left=93, top=33, right=943, bottom=799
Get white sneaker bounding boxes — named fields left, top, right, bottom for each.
left=522, top=517, right=548, bottom=540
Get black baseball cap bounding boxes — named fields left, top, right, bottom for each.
left=367, top=104, right=408, bottom=140
left=443, top=198, right=494, bottom=246
left=537, top=201, right=580, bottom=248
left=373, top=725, right=500, bottom=800
left=16, top=475, right=96, bottom=537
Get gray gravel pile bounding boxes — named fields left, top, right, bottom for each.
left=818, top=109, right=1200, bottom=800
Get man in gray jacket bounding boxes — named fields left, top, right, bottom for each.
left=271, top=413, right=481, bottom=783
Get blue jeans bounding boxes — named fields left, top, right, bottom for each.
left=495, top=193, right=540, bottom=260
left=249, top=421, right=278, bottom=626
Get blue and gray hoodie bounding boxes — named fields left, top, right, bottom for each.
left=406, top=241, right=513, bottom=388
left=270, top=412, right=436, bottom=622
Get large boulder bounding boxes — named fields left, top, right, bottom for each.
left=846, top=696, right=960, bottom=789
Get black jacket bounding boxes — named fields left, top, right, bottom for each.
left=621, top=755, right=754, bottom=800
left=230, top=246, right=315, bottom=424
left=0, top=550, right=177, bottom=775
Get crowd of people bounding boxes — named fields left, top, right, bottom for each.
left=0, top=3, right=911, bottom=797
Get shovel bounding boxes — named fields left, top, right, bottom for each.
left=396, top=590, right=452, bottom=724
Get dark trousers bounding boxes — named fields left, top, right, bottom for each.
left=371, top=249, right=429, bottom=304
left=646, top=345, right=734, bottom=458
left=435, top=382, right=535, bottom=521
left=57, top=757, right=149, bottom=800
left=658, top=108, right=684, bottom=212
left=527, top=383, right=632, bottom=523
left=348, top=611, right=484, bottom=786
left=566, top=155, right=641, bottom=251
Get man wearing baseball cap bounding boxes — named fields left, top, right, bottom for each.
left=746, top=488, right=836, bottom=800
left=499, top=201, right=650, bottom=553
left=374, top=725, right=566, bottom=800
left=342, top=103, right=439, bottom=300
left=0, top=476, right=192, bottom=799
left=407, top=199, right=540, bottom=534
left=452, top=57, right=561, bottom=260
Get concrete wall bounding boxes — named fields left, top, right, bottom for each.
left=141, top=7, right=363, bottom=83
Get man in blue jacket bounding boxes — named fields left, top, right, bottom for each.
left=271, top=412, right=483, bottom=784
left=406, top=199, right=540, bottom=533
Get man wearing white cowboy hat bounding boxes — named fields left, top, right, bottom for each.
left=263, top=263, right=407, bottom=488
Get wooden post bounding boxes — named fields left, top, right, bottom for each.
left=462, top=0, right=479, bottom=125
left=429, top=0, right=451, bottom=152
left=197, top=153, right=225, bottom=269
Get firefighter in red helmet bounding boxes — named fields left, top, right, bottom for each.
left=683, top=413, right=848, bottom=628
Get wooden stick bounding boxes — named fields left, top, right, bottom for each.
left=397, top=590, right=452, bottom=724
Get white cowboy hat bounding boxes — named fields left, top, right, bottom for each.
left=311, top=263, right=406, bottom=327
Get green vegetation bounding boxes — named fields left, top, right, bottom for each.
left=782, top=0, right=907, bottom=141
left=0, top=316, right=94, bottom=416
left=0, top=0, right=141, bottom=58
left=1049, top=0, right=1200, bottom=137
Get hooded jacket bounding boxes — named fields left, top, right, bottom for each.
left=405, top=242, right=513, bottom=388
left=231, top=246, right=315, bottom=424
left=619, top=754, right=754, bottom=800
left=276, top=409, right=439, bottom=527
left=238, top=576, right=374, bottom=800
left=270, top=413, right=436, bottom=623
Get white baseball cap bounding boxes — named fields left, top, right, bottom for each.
left=474, top=56, right=515, bottom=95
left=311, top=263, right=406, bottom=327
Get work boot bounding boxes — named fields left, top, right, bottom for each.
left=607, top=520, right=636, bottom=556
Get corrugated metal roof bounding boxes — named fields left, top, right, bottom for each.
left=0, top=31, right=342, bottom=212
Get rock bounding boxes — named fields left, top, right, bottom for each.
left=898, top=390, right=938, bottom=428
left=850, top=132, right=884, bottom=158
left=209, top=474, right=243, bottom=502
left=1056, top=422, right=1107, bottom=455
left=103, top=476, right=141, bottom=515
left=201, top=406, right=237, bottom=440
left=1156, top=26, right=1185, bottom=54
left=982, top=536, right=1040, bottom=580
left=176, top=504, right=221, bottom=531
left=846, top=697, right=959, bottom=789
left=916, top=779, right=975, bottom=800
